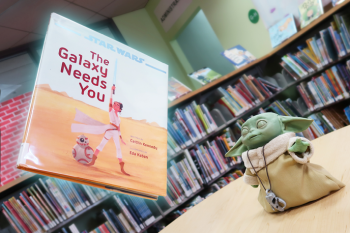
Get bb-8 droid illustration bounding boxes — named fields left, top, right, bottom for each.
left=72, top=134, right=94, bottom=165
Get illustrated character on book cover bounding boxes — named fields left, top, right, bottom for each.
left=225, top=113, right=344, bottom=213
left=71, top=85, right=130, bottom=176
left=72, top=134, right=94, bottom=164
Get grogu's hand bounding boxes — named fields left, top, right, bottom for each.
left=288, top=138, right=309, bottom=153
left=251, top=185, right=258, bottom=188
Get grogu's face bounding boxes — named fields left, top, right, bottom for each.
left=76, top=134, right=89, bottom=146
left=241, top=113, right=283, bottom=149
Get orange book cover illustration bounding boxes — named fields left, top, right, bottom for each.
left=16, top=13, right=168, bottom=199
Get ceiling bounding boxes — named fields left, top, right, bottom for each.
left=0, top=0, right=148, bottom=52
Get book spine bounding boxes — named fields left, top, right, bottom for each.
left=167, top=122, right=186, bottom=148
left=167, top=173, right=184, bottom=199
left=125, top=196, right=145, bottom=228
left=4, top=201, right=31, bottom=233
left=169, top=166, right=192, bottom=197
left=2, top=208, right=23, bottom=233
left=315, top=77, right=333, bottom=104
left=191, top=149, right=210, bottom=183
left=245, top=75, right=265, bottom=101
left=120, top=196, right=144, bottom=230
left=27, top=188, right=56, bottom=228
left=34, top=184, right=63, bottom=223
left=46, top=179, right=75, bottom=218
left=118, top=213, right=136, bottom=233
left=178, top=161, right=197, bottom=192
left=184, top=109, right=202, bottom=140
left=9, top=198, right=38, bottom=233
left=110, top=209, right=129, bottom=233
left=200, top=145, right=219, bottom=176
left=184, top=149, right=204, bottom=185
left=59, top=180, right=83, bottom=212
left=297, top=85, right=314, bottom=111
left=39, top=178, right=66, bottom=220
left=206, top=146, right=223, bottom=173
left=113, top=196, right=141, bottom=233
left=102, top=209, right=120, bottom=233
left=311, top=80, right=327, bottom=105
left=175, top=110, right=196, bottom=142
left=331, top=66, right=349, bottom=97
left=19, top=194, right=49, bottom=231
left=239, top=78, right=258, bottom=102
left=16, top=199, right=42, bottom=233
left=70, top=183, right=89, bottom=207
left=178, top=109, right=198, bottom=141
left=307, top=82, right=323, bottom=108
left=30, top=186, right=58, bottom=225
left=196, top=148, right=215, bottom=179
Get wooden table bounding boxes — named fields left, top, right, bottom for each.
left=161, top=126, right=350, bottom=233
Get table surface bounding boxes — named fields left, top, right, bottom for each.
left=161, top=126, right=350, bottom=233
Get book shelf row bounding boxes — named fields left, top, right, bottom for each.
left=167, top=0, right=350, bottom=109
left=280, top=11, right=350, bottom=80
left=167, top=52, right=350, bottom=163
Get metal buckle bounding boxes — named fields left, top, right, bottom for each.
left=265, top=189, right=287, bottom=212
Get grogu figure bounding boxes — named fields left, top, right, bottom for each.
left=72, top=134, right=94, bottom=165
left=226, top=113, right=345, bottom=213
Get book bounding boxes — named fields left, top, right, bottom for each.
left=168, top=77, right=192, bottom=101
left=269, top=14, right=297, bottom=48
left=188, top=67, right=222, bottom=85
left=16, top=13, right=168, bottom=200
left=221, top=45, right=256, bottom=69
left=299, top=0, right=324, bottom=29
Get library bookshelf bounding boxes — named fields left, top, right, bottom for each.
left=2, top=0, right=350, bottom=231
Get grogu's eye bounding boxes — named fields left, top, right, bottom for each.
left=241, top=127, right=249, bottom=136
left=80, top=138, right=84, bottom=142
left=257, top=120, right=267, bottom=129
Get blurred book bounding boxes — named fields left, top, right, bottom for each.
left=299, top=0, right=324, bottom=28
left=332, top=0, right=345, bottom=6
left=188, top=67, right=222, bottom=85
left=168, top=77, right=192, bottom=101
left=221, top=45, right=256, bottom=69
left=269, top=14, right=297, bottom=48
left=2, top=177, right=110, bottom=232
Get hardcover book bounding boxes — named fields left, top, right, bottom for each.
left=188, top=67, right=222, bottom=86
left=16, top=13, right=168, bottom=200
left=269, top=14, right=297, bottom=48
left=299, top=0, right=324, bottom=29
left=221, top=45, right=256, bottom=69
left=168, top=77, right=192, bottom=101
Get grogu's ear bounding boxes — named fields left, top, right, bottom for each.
left=225, top=137, right=248, bottom=157
left=279, top=116, right=313, bottom=133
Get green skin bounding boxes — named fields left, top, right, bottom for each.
left=225, top=113, right=313, bottom=188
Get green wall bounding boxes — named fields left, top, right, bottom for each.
left=112, top=9, right=195, bottom=89
left=113, top=0, right=273, bottom=90
left=176, top=9, right=236, bottom=76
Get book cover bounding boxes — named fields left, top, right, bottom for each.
left=168, top=77, right=192, bottom=101
left=299, top=0, right=324, bottom=29
left=221, top=45, right=256, bottom=69
left=16, top=13, right=168, bottom=200
left=269, top=14, right=297, bottom=48
left=188, top=67, right=222, bottom=85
